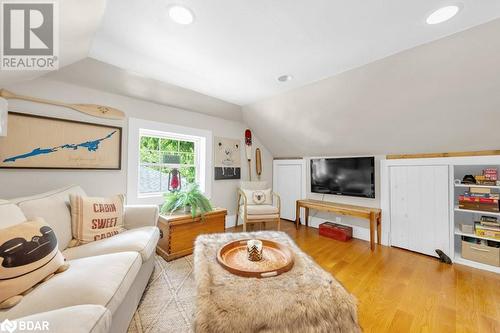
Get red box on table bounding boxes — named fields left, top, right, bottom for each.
left=319, top=222, right=352, bottom=241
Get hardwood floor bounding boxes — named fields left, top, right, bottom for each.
left=229, top=220, right=500, bottom=333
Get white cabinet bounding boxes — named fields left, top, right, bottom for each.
left=273, top=159, right=306, bottom=221
left=389, top=165, right=450, bottom=257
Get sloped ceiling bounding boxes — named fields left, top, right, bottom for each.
left=44, top=58, right=242, bottom=121
left=0, top=0, right=106, bottom=86
left=242, top=18, right=500, bottom=157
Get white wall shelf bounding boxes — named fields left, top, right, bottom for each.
left=453, top=256, right=500, bottom=274
left=454, top=206, right=500, bottom=217
left=454, top=227, right=499, bottom=242
left=454, top=184, right=500, bottom=190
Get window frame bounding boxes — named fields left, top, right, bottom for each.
left=127, top=118, right=212, bottom=205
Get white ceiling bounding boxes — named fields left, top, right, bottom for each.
left=89, top=0, right=500, bottom=105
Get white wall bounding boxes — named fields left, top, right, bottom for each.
left=242, top=18, right=500, bottom=157
left=0, top=78, right=273, bottom=226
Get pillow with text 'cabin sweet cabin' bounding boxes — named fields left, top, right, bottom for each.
left=69, top=194, right=125, bottom=247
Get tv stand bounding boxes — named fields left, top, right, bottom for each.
left=295, top=199, right=382, bottom=250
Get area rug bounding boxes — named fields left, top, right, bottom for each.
left=194, top=231, right=360, bottom=333
left=128, top=255, right=195, bottom=333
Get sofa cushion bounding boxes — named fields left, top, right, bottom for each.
left=11, top=185, right=86, bottom=250
left=63, top=226, right=160, bottom=262
left=69, top=194, right=126, bottom=246
left=0, top=251, right=142, bottom=320
left=13, top=305, right=111, bottom=333
left=0, top=200, right=26, bottom=229
left=0, top=218, right=67, bottom=309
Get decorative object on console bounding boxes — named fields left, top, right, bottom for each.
left=216, top=238, right=294, bottom=278
left=214, top=137, right=241, bottom=180
left=0, top=89, right=125, bottom=120
left=0, top=113, right=122, bottom=169
left=245, top=129, right=252, bottom=180
left=161, top=183, right=213, bottom=218
left=69, top=194, right=126, bottom=246
left=0, top=97, right=7, bottom=136
left=0, top=218, right=69, bottom=309
left=255, top=148, right=262, bottom=179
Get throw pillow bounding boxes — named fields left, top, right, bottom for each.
left=69, top=194, right=125, bottom=246
left=242, top=188, right=272, bottom=205
left=0, top=217, right=69, bottom=309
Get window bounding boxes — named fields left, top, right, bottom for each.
left=139, top=130, right=201, bottom=196
left=127, top=118, right=212, bottom=205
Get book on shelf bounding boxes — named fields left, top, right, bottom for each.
left=470, top=187, right=492, bottom=194
left=474, top=222, right=500, bottom=240
left=458, top=195, right=499, bottom=204
left=464, top=192, right=499, bottom=199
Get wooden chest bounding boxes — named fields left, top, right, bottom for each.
left=157, top=208, right=227, bottom=261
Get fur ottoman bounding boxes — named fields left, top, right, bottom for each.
left=193, top=231, right=360, bottom=333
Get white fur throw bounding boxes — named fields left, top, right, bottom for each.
left=194, top=231, right=361, bottom=333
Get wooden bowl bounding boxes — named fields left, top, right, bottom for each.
left=217, top=239, right=294, bottom=278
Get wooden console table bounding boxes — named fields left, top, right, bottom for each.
left=157, top=208, right=227, bottom=261
left=295, top=199, right=381, bottom=251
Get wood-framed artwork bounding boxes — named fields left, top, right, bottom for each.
left=0, top=112, right=122, bottom=170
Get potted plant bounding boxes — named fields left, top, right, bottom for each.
left=161, top=183, right=213, bottom=218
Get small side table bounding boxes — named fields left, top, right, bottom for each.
left=156, top=208, right=227, bottom=261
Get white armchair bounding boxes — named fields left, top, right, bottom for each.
left=235, top=181, right=281, bottom=231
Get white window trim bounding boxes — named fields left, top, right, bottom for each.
left=127, top=117, right=212, bottom=205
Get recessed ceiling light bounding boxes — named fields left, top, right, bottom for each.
left=426, top=5, right=460, bottom=25
left=278, top=75, right=293, bottom=82
left=168, top=5, right=194, bottom=25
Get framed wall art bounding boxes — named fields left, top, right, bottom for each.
left=214, top=137, right=241, bottom=180
left=0, top=112, right=122, bottom=170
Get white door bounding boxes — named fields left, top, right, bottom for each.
left=390, top=165, right=450, bottom=257
left=273, top=160, right=306, bottom=221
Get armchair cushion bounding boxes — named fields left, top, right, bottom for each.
left=241, top=205, right=279, bottom=215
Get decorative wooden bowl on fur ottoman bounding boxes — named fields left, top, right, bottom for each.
left=217, top=239, right=294, bottom=278
left=193, top=231, right=361, bottom=333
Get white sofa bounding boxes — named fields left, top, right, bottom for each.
left=0, top=185, right=160, bottom=333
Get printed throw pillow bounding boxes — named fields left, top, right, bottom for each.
left=242, top=188, right=273, bottom=205
left=0, top=217, right=68, bottom=309
left=69, top=194, right=125, bottom=246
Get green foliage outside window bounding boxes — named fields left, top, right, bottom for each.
left=140, top=136, right=197, bottom=192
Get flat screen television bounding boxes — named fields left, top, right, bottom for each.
left=310, top=157, right=375, bottom=198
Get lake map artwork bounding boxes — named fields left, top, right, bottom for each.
left=0, top=113, right=121, bottom=169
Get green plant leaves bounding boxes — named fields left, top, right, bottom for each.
left=160, top=183, right=213, bottom=218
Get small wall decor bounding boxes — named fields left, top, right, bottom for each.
left=214, top=137, right=241, bottom=180
left=245, top=129, right=252, bottom=180
left=0, top=112, right=122, bottom=169
left=255, top=148, right=262, bottom=179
